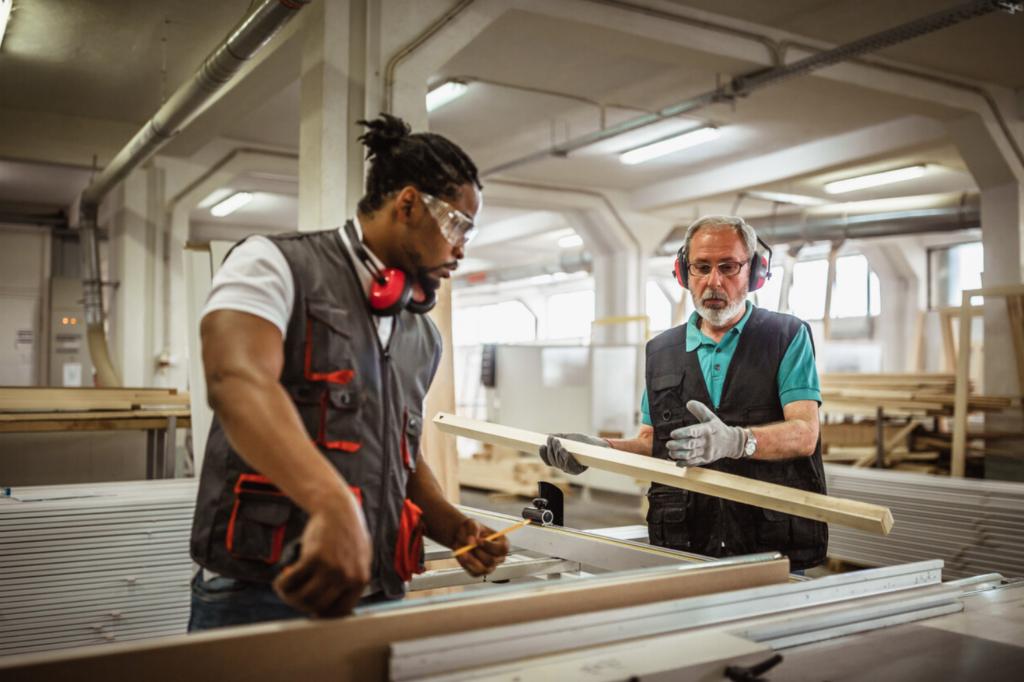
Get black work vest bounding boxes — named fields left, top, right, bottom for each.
left=644, top=306, right=827, bottom=570
left=190, top=227, right=441, bottom=598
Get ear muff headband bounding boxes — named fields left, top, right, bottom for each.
left=672, top=235, right=773, bottom=292
left=344, top=221, right=437, bottom=316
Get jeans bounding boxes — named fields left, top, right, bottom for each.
left=187, top=571, right=396, bottom=632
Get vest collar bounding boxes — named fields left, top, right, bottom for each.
left=686, top=301, right=754, bottom=352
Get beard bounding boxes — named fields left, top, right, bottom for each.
left=694, top=282, right=748, bottom=326
left=405, top=246, right=451, bottom=296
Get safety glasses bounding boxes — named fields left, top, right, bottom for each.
left=421, top=192, right=478, bottom=248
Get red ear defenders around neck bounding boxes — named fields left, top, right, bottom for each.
left=673, top=235, right=773, bottom=291
left=344, top=221, right=437, bottom=316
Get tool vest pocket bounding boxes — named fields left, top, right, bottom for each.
left=401, top=408, right=423, bottom=472
left=304, top=299, right=355, bottom=385
left=226, top=474, right=294, bottom=564
left=394, top=498, right=426, bottom=582
left=755, top=508, right=792, bottom=549
left=321, top=384, right=362, bottom=453
left=646, top=498, right=690, bottom=550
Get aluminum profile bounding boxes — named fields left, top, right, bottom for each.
left=0, top=480, right=199, bottom=656
left=824, top=465, right=1024, bottom=580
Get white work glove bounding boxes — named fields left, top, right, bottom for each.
left=539, top=433, right=609, bottom=476
left=666, top=401, right=747, bottom=467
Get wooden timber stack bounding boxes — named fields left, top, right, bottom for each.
left=820, top=373, right=1013, bottom=417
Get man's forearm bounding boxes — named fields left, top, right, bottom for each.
left=406, top=455, right=467, bottom=549
left=750, top=419, right=818, bottom=460
left=608, top=424, right=654, bottom=456
left=211, top=372, right=354, bottom=515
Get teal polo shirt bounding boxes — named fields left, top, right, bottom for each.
left=640, top=302, right=820, bottom=425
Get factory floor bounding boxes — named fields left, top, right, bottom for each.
left=459, top=485, right=837, bottom=578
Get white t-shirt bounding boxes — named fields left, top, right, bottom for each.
left=201, top=217, right=393, bottom=346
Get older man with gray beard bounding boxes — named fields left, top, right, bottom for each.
left=540, top=216, right=827, bottom=572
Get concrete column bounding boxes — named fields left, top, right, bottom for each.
left=105, top=169, right=160, bottom=387
left=947, top=114, right=1024, bottom=479
left=592, top=251, right=645, bottom=345
left=980, top=182, right=1024, bottom=397
left=299, top=0, right=368, bottom=232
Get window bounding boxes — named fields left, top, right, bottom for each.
left=454, top=301, right=536, bottom=345
left=546, top=290, right=595, bottom=340
left=831, top=255, right=868, bottom=318
left=479, top=301, right=537, bottom=344
left=646, top=281, right=672, bottom=331
left=755, top=265, right=785, bottom=312
left=791, top=259, right=830, bottom=320
left=928, top=242, right=983, bottom=309
left=789, top=255, right=881, bottom=320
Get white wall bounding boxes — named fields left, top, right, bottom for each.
left=0, top=225, right=50, bottom=386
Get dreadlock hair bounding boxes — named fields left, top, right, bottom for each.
left=356, top=113, right=482, bottom=216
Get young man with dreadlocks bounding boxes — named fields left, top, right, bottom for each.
left=188, top=114, right=507, bottom=630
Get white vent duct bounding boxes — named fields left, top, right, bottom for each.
left=77, top=0, right=312, bottom=386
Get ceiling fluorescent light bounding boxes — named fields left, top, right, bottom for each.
left=620, top=127, right=720, bottom=165
left=0, top=0, right=11, bottom=51
left=746, top=191, right=830, bottom=206
left=824, top=165, right=927, bottom=194
left=210, top=192, right=254, bottom=217
left=558, top=234, right=584, bottom=248
left=426, top=81, right=469, bottom=112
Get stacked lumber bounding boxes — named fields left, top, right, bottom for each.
left=458, top=444, right=564, bottom=497
left=820, top=373, right=1013, bottom=417
left=0, top=388, right=190, bottom=413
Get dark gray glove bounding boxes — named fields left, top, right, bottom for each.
left=538, top=433, right=609, bottom=476
left=666, top=401, right=746, bottom=467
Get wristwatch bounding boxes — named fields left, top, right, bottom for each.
left=742, top=428, right=758, bottom=458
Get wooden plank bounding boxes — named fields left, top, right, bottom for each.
left=0, top=417, right=191, bottom=434
left=822, top=242, right=840, bottom=341
left=906, top=309, right=926, bottom=372
left=0, top=410, right=190, bottom=422
left=423, top=279, right=460, bottom=502
left=0, top=558, right=790, bottom=682
left=434, top=413, right=894, bottom=536
left=1007, top=295, right=1024, bottom=423
left=951, top=290, right=975, bottom=478
left=0, top=389, right=190, bottom=412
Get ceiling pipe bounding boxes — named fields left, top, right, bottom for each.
left=76, top=0, right=311, bottom=387
left=657, top=194, right=982, bottom=254
left=481, top=0, right=1021, bottom=177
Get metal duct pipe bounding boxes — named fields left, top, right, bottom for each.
left=657, top=194, right=981, bottom=254
left=483, top=0, right=1018, bottom=177
left=78, top=0, right=311, bottom=386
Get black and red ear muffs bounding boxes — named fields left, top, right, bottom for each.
left=344, top=221, right=437, bottom=316
left=672, top=236, right=773, bottom=292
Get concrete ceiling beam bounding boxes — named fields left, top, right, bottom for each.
left=632, top=115, right=947, bottom=211
left=471, top=211, right=567, bottom=248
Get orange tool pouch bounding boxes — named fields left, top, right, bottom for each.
left=394, top=498, right=426, bottom=582
left=226, top=474, right=291, bottom=564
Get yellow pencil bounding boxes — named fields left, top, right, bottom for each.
left=453, top=519, right=531, bottom=557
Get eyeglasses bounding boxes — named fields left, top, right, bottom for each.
left=421, top=193, right=478, bottom=248
left=687, top=260, right=749, bottom=278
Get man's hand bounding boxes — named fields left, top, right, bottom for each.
left=539, top=433, right=609, bottom=475
left=272, top=491, right=372, bottom=618
left=453, top=518, right=509, bottom=577
left=666, top=401, right=746, bottom=467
